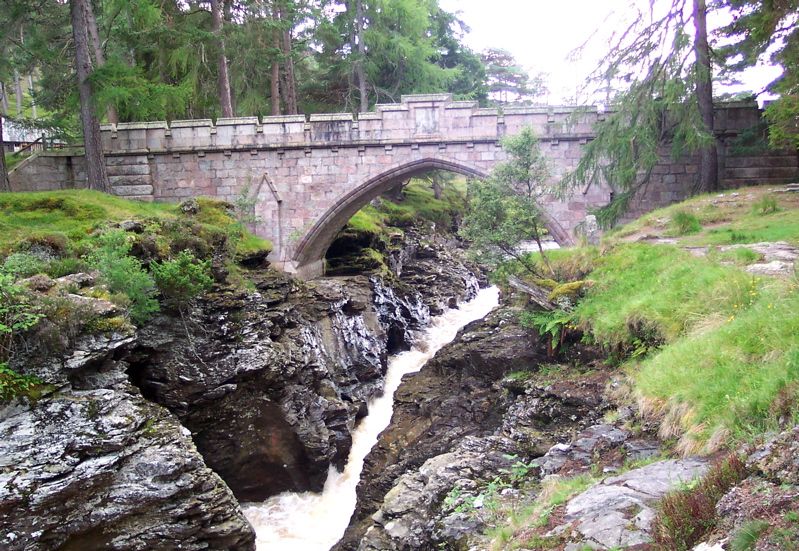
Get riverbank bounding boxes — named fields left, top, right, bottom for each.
left=333, top=184, right=799, bottom=550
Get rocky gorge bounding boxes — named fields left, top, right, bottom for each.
left=0, top=210, right=483, bottom=550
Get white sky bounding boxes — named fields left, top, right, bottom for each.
left=439, top=0, right=783, bottom=105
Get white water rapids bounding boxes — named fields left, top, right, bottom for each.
left=241, top=286, right=500, bottom=551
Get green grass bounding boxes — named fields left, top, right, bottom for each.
left=570, top=243, right=752, bottom=349
left=507, top=187, right=799, bottom=453
left=606, top=187, right=799, bottom=247
left=730, top=519, right=770, bottom=551
left=635, top=280, right=799, bottom=451
left=0, top=190, right=177, bottom=253
left=0, top=190, right=271, bottom=258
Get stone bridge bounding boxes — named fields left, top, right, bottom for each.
left=10, top=94, right=795, bottom=277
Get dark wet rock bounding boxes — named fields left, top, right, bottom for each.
left=0, top=326, right=255, bottom=550
left=128, top=274, right=393, bottom=500
left=333, top=305, right=618, bottom=550
left=535, top=424, right=630, bottom=477
left=0, top=386, right=254, bottom=551
left=126, top=244, right=480, bottom=502
left=118, top=219, right=145, bottom=233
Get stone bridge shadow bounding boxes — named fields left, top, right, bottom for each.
left=290, top=157, right=574, bottom=278
left=291, top=158, right=486, bottom=277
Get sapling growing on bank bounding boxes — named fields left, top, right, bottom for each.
left=460, top=126, right=554, bottom=278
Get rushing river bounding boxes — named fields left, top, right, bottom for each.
left=241, top=286, right=500, bottom=551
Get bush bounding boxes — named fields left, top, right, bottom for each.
left=671, top=211, right=702, bottom=235
left=45, top=257, right=91, bottom=278
left=652, top=455, right=748, bottom=550
left=0, top=362, right=43, bottom=401
left=90, top=230, right=159, bottom=324
left=150, top=250, right=213, bottom=310
left=0, top=273, right=42, bottom=362
left=3, top=252, right=46, bottom=278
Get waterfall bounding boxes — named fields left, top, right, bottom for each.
left=241, top=286, right=500, bottom=550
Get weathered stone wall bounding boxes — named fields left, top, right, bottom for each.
left=8, top=95, right=796, bottom=276
left=621, top=103, right=799, bottom=222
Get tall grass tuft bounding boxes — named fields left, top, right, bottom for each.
left=671, top=210, right=702, bottom=235
left=652, top=455, right=748, bottom=550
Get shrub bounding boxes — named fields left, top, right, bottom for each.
left=90, top=230, right=159, bottom=324
left=671, top=210, right=702, bottom=235
left=652, top=455, right=748, bottom=550
left=3, top=252, right=46, bottom=278
left=45, top=257, right=91, bottom=278
left=150, top=250, right=213, bottom=310
left=0, top=273, right=42, bottom=362
left=0, top=362, right=43, bottom=401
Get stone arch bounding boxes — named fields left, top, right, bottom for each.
left=292, top=158, right=488, bottom=276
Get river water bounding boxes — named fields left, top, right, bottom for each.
left=241, top=286, right=500, bottom=551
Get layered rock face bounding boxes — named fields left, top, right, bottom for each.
left=334, top=306, right=614, bottom=550
left=0, top=334, right=255, bottom=550
left=130, top=273, right=401, bottom=500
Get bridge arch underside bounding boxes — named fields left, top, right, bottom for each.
left=292, top=158, right=487, bottom=277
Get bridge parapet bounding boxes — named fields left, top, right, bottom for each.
left=99, top=94, right=603, bottom=155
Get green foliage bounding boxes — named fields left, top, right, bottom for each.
left=45, top=256, right=90, bottom=278
left=151, top=250, right=213, bottom=310
left=0, top=272, right=42, bottom=361
left=719, top=2, right=799, bottom=148
left=89, top=230, right=159, bottom=325
left=652, top=455, right=747, bottom=550
left=0, top=362, right=43, bottom=402
left=671, top=210, right=702, bottom=235
left=730, top=519, right=770, bottom=551
left=461, top=127, right=552, bottom=276
left=3, top=252, right=46, bottom=278
left=519, top=309, right=573, bottom=352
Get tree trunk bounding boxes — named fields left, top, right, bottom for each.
left=13, top=71, right=23, bottom=115
left=270, top=3, right=281, bottom=115
left=282, top=29, right=298, bottom=114
left=278, top=2, right=297, bottom=115
left=354, top=0, right=368, bottom=112
left=0, top=83, right=8, bottom=114
left=71, top=0, right=110, bottom=193
left=693, top=0, right=718, bottom=193
left=210, top=0, right=234, bottom=117
left=82, top=0, right=117, bottom=124
left=27, top=75, right=37, bottom=119
left=0, top=115, right=10, bottom=192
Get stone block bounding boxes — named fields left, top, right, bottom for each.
left=112, top=184, right=154, bottom=196
left=107, top=164, right=150, bottom=177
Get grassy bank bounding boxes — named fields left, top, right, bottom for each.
left=0, top=190, right=271, bottom=400
left=513, top=186, right=799, bottom=454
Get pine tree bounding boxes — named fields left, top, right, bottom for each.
left=70, top=0, right=110, bottom=192
left=564, top=0, right=718, bottom=226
